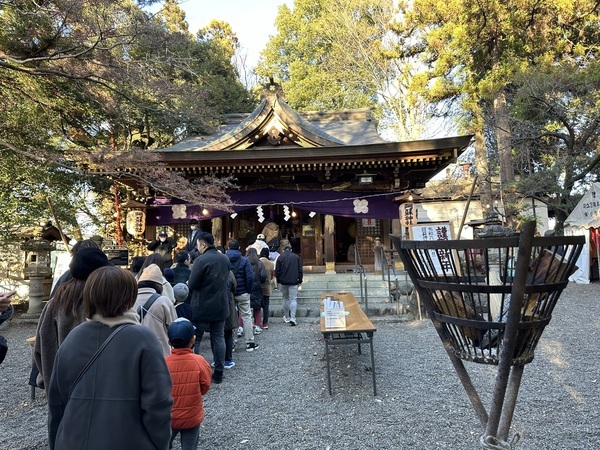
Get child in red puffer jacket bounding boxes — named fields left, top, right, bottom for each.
left=165, top=318, right=212, bottom=449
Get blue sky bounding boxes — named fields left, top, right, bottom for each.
left=176, top=0, right=294, bottom=67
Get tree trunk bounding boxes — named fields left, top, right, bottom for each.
left=493, top=89, right=516, bottom=225
left=473, top=128, right=493, bottom=213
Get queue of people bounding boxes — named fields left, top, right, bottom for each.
left=27, top=228, right=297, bottom=450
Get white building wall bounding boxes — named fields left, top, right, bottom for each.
left=412, top=198, right=549, bottom=239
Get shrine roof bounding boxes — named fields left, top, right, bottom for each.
left=156, top=83, right=386, bottom=153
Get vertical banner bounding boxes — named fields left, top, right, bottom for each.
left=399, top=203, right=418, bottom=227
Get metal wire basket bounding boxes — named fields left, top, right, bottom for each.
left=393, top=223, right=585, bottom=449
left=393, top=232, right=584, bottom=365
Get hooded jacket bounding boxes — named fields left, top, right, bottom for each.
left=226, top=249, right=254, bottom=296
left=48, top=317, right=173, bottom=450
left=135, top=288, right=177, bottom=356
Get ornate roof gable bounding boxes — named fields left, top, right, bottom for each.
left=200, top=81, right=346, bottom=150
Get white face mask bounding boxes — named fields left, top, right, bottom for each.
left=190, top=225, right=197, bottom=231
left=159, top=237, right=166, bottom=242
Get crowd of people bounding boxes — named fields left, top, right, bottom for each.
left=22, top=220, right=303, bottom=450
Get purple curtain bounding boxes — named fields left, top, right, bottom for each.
left=146, top=188, right=400, bottom=225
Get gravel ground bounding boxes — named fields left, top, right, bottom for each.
left=0, top=282, right=598, bottom=450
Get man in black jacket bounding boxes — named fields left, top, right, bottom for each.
left=275, top=244, right=303, bottom=326
left=185, top=219, right=201, bottom=261
left=187, top=231, right=230, bottom=383
left=147, top=230, right=176, bottom=268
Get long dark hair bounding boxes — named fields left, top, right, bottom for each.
left=246, top=247, right=260, bottom=276
left=48, top=277, right=87, bottom=317
left=138, top=253, right=164, bottom=278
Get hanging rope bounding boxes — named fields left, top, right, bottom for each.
left=168, top=190, right=407, bottom=209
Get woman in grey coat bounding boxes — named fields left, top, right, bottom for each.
left=48, top=266, right=173, bottom=450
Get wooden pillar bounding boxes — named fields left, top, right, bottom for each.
left=211, top=217, right=223, bottom=248
left=314, top=213, right=322, bottom=266
left=324, top=214, right=335, bottom=273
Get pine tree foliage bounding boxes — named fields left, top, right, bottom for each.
left=0, top=0, right=252, bottom=239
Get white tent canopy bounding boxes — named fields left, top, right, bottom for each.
left=564, top=182, right=600, bottom=284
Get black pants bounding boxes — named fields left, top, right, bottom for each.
left=262, top=295, right=270, bottom=325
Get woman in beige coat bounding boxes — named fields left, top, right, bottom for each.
left=135, top=264, right=177, bottom=356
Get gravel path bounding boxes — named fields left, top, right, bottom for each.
left=1, top=283, right=598, bottom=449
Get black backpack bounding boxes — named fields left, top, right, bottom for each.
left=137, top=293, right=161, bottom=322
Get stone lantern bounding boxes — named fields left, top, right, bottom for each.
left=21, top=237, right=55, bottom=317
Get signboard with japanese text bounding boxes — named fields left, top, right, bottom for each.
left=399, top=203, right=419, bottom=227
left=410, top=222, right=455, bottom=275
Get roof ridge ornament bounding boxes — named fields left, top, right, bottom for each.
left=261, top=76, right=287, bottom=103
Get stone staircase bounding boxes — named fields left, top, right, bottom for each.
left=268, top=272, right=416, bottom=320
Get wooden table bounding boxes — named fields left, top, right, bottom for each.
left=320, top=292, right=377, bottom=395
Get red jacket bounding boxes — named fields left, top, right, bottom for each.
left=165, top=348, right=212, bottom=429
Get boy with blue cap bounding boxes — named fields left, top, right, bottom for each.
left=165, top=318, right=212, bottom=450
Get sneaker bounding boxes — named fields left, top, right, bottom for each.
left=246, top=342, right=259, bottom=352
left=290, top=318, right=297, bottom=326
left=262, top=324, right=269, bottom=330
left=283, top=315, right=290, bottom=323
left=224, top=360, right=235, bottom=370
left=253, top=325, right=262, bottom=335
left=237, top=326, right=244, bottom=338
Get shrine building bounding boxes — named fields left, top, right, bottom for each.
left=121, top=82, right=472, bottom=272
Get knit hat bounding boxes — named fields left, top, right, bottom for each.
left=138, top=264, right=163, bottom=284
left=158, top=230, right=168, bottom=237
left=257, top=233, right=266, bottom=240
left=189, top=219, right=198, bottom=225
left=197, top=231, right=214, bottom=246
left=69, top=248, right=113, bottom=280
left=228, top=239, right=240, bottom=250
left=168, top=318, right=195, bottom=348
left=173, top=283, right=189, bottom=302
left=163, top=268, right=175, bottom=284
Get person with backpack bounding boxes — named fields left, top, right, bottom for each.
left=135, top=264, right=177, bottom=356
left=226, top=239, right=258, bottom=352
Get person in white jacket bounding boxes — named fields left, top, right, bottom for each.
left=135, top=264, right=177, bottom=356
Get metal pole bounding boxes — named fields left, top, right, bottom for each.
left=483, top=221, right=536, bottom=443
left=497, top=365, right=525, bottom=440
